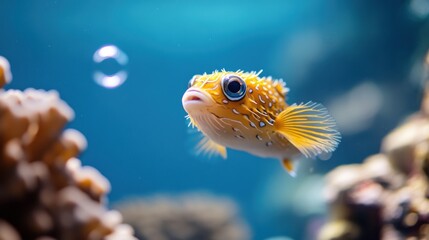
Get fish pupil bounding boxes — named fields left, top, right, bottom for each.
left=228, top=80, right=241, bottom=93
left=221, top=74, right=246, bottom=101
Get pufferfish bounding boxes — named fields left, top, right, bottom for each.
left=182, top=70, right=340, bottom=176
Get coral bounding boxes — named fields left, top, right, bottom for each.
left=0, top=57, right=137, bottom=240
left=318, top=89, right=429, bottom=240
left=115, top=194, right=251, bottom=240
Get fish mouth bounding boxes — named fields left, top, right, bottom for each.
left=182, top=88, right=214, bottom=112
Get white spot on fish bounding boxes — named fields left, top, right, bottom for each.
left=259, top=121, right=266, bottom=127
left=249, top=122, right=256, bottom=128
left=266, top=141, right=273, bottom=147
left=258, top=95, right=266, bottom=104
left=232, top=109, right=240, bottom=115
left=222, top=99, right=228, bottom=104
left=249, top=89, right=253, bottom=94
left=256, top=134, right=263, bottom=141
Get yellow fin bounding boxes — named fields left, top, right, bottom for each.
left=195, top=135, right=227, bottom=159
left=274, top=102, right=341, bottom=158
left=185, top=115, right=197, bottom=128
left=281, top=158, right=296, bottom=177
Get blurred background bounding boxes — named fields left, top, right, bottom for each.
left=1, top=0, right=428, bottom=239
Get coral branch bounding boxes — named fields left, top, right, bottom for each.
left=0, top=57, right=137, bottom=240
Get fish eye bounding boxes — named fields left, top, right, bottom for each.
left=221, top=75, right=246, bottom=101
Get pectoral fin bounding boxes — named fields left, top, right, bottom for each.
left=281, top=158, right=296, bottom=177
left=195, top=135, right=227, bottom=159
left=275, top=102, right=341, bottom=158
left=185, top=114, right=197, bottom=128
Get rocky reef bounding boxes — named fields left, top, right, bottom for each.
left=115, top=194, right=250, bottom=240
left=319, top=88, right=429, bottom=239
left=0, top=57, right=137, bottom=240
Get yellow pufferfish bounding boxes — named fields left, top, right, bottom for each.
left=182, top=70, right=341, bottom=176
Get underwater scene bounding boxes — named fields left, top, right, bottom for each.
left=1, top=1, right=429, bottom=239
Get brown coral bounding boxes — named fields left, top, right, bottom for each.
left=318, top=88, right=429, bottom=240
left=115, top=194, right=251, bottom=240
left=0, top=57, right=137, bottom=240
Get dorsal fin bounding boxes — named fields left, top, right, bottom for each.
left=272, top=79, right=289, bottom=97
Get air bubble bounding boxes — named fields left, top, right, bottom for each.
left=93, top=45, right=128, bottom=89
left=318, top=152, right=332, bottom=161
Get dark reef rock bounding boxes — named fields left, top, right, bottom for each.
left=319, top=88, right=429, bottom=240
left=0, top=57, right=137, bottom=240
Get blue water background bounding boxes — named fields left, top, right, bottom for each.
left=1, top=1, right=426, bottom=239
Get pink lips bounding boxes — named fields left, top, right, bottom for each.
left=182, top=88, right=213, bottom=111
left=183, top=90, right=203, bottom=102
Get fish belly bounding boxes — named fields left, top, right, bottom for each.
left=210, top=129, right=301, bottom=160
